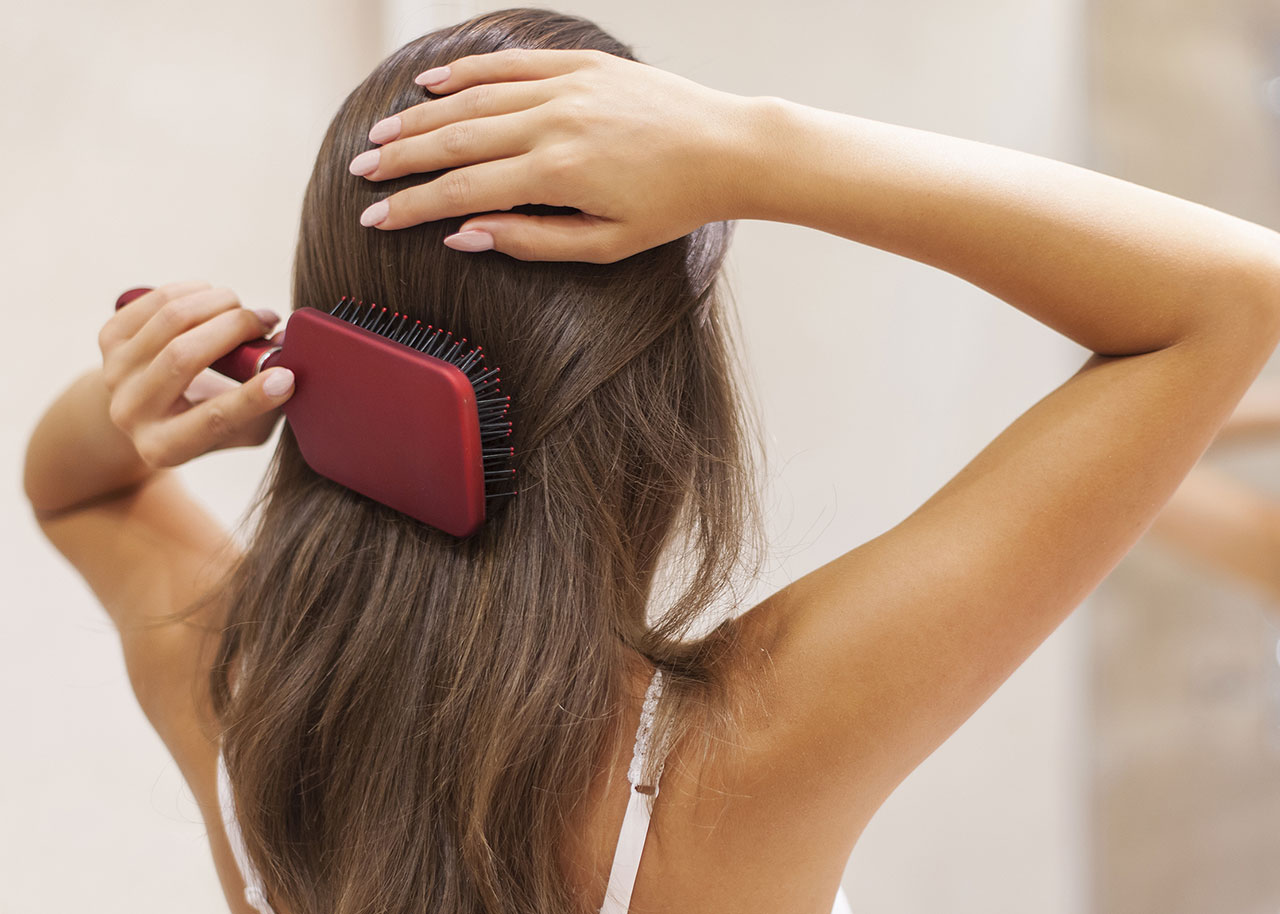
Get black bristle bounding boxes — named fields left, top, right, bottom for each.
left=325, top=297, right=516, bottom=505
left=405, top=323, right=429, bottom=349
left=441, top=339, right=464, bottom=364
left=426, top=331, right=451, bottom=358
left=390, top=314, right=413, bottom=343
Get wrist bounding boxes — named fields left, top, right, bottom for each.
left=715, top=94, right=825, bottom=226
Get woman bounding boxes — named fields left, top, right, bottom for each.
left=22, top=8, right=1280, bottom=914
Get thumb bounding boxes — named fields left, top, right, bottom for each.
left=446, top=212, right=628, bottom=263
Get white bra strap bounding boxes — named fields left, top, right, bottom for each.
left=599, top=669, right=667, bottom=914
left=216, top=751, right=277, bottom=914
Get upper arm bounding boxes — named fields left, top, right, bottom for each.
left=32, top=471, right=259, bottom=912
left=728, top=333, right=1273, bottom=847
left=33, top=470, right=238, bottom=728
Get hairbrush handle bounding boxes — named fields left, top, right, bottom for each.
left=115, top=286, right=283, bottom=383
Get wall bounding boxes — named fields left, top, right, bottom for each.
left=1088, top=0, right=1280, bottom=910
left=0, top=3, right=382, bottom=912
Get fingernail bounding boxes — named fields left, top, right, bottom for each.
left=368, top=116, right=401, bottom=144
left=349, top=149, right=380, bottom=176
left=253, top=309, right=281, bottom=327
left=415, top=66, right=451, bottom=87
left=263, top=368, right=294, bottom=398
left=443, top=230, right=494, bottom=252
left=360, top=199, right=390, bottom=227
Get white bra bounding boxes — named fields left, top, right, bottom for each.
left=217, top=668, right=854, bottom=913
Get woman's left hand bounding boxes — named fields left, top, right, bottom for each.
left=347, top=49, right=758, bottom=262
left=99, top=281, right=293, bottom=468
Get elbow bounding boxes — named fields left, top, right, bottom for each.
left=21, top=435, right=52, bottom=517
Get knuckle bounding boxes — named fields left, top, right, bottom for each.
left=155, top=297, right=202, bottom=335
left=101, top=355, right=127, bottom=391
left=107, top=398, right=132, bottom=432
left=160, top=338, right=195, bottom=378
left=463, top=84, right=492, bottom=116
left=97, top=324, right=118, bottom=356
left=150, top=285, right=178, bottom=305
left=135, top=436, right=174, bottom=469
left=238, top=308, right=264, bottom=334
left=436, top=171, right=472, bottom=209
left=540, top=145, right=582, bottom=185
left=556, top=97, right=593, bottom=133
left=440, top=122, right=471, bottom=157
left=211, top=285, right=238, bottom=306
left=497, top=48, right=529, bottom=72
left=204, top=404, right=232, bottom=440
left=157, top=280, right=210, bottom=301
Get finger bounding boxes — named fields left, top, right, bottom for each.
left=360, top=158, right=532, bottom=230
left=134, top=368, right=294, bottom=468
left=352, top=110, right=537, bottom=182
left=182, top=371, right=238, bottom=406
left=368, top=81, right=554, bottom=144
left=132, top=306, right=277, bottom=416
left=101, top=280, right=212, bottom=350
left=129, top=287, right=247, bottom=361
left=415, top=47, right=603, bottom=93
left=218, top=407, right=285, bottom=450
left=108, top=287, right=266, bottom=391
left=445, top=212, right=630, bottom=263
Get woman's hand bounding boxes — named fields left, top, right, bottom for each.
left=350, top=49, right=762, bottom=262
left=99, top=281, right=293, bottom=468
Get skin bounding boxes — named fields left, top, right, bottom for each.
left=1147, top=379, right=1280, bottom=608
left=23, top=48, right=1280, bottom=913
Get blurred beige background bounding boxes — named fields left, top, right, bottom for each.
left=1087, top=0, right=1280, bottom=911
left=2, top=0, right=1275, bottom=911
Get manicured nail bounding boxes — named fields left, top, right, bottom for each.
left=360, top=199, right=390, bottom=227
left=443, top=230, right=494, bottom=252
left=262, top=368, right=294, bottom=398
left=368, top=116, right=401, bottom=144
left=349, top=149, right=380, bottom=176
left=415, top=66, right=451, bottom=86
left=253, top=309, right=281, bottom=327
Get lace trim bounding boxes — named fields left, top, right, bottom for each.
left=626, top=669, right=669, bottom=794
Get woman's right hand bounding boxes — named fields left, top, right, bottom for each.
left=100, top=282, right=292, bottom=468
left=350, top=49, right=764, bottom=262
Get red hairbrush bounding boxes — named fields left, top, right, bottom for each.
left=115, top=288, right=516, bottom=537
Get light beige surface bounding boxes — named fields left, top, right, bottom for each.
left=0, top=3, right=383, bottom=912
left=1088, top=0, right=1280, bottom=910
left=3, top=1, right=1090, bottom=912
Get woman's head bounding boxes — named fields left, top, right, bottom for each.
left=209, top=9, right=760, bottom=913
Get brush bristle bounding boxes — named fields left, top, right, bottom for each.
left=328, top=297, right=517, bottom=500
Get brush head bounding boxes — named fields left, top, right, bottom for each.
left=271, top=300, right=515, bottom=536
left=114, top=288, right=515, bottom=537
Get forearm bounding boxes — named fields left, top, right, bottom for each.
left=23, top=368, right=157, bottom=516
left=737, top=97, right=1280, bottom=355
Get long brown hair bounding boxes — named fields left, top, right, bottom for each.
left=208, top=9, right=761, bottom=913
